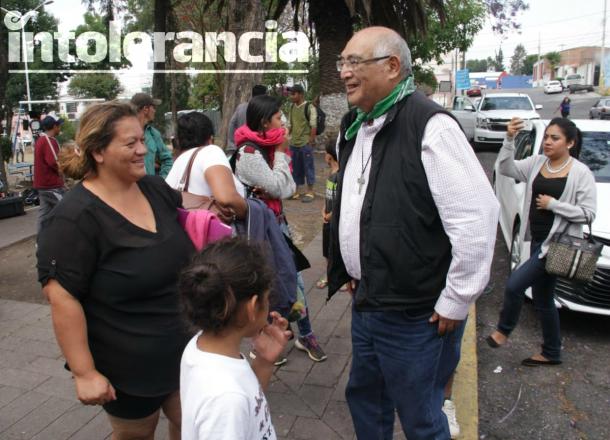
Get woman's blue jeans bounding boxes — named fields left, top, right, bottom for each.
left=497, top=241, right=562, bottom=361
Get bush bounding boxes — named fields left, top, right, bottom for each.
left=57, top=116, right=77, bottom=144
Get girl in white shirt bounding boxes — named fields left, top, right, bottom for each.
left=179, top=238, right=291, bottom=440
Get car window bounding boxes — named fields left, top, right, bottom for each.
left=579, top=131, right=610, bottom=182
left=514, top=132, right=532, bottom=160
left=452, top=97, right=473, bottom=111
left=603, top=99, right=610, bottom=107
left=480, top=96, right=533, bottom=111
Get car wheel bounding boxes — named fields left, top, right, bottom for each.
left=509, top=221, right=521, bottom=273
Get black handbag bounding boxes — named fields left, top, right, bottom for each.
left=545, top=209, right=602, bottom=283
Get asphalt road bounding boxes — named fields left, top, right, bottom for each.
left=475, top=87, right=610, bottom=440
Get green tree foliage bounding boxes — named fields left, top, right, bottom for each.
left=487, top=48, right=505, bottom=71
left=68, top=73, right=123, bottom=100
left=466, top=59, right=489, bottom=72
left=510, top=44, right=527, bottom=74
left=407, top=0, right=487, bottom=65
left=522, top=54, right=538, bottom=75
left=545, top=51, right=561, bottom=79
left=72, top=12, right=131, bottom=70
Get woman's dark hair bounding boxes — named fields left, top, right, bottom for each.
left=176, top=112, right=215, bottom=151
left=547, top=117, right=582, bottom=158
left=324, top=138, right=337, bottom=162
left=179, top=238, right=273, bottom=334
left=246, top=95, right=282, bottom=132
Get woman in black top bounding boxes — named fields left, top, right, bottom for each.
left=37, top=102, right=194, bottom=439
left=487, top=117, right=596, bottom=366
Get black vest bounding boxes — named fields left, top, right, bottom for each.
left=328, top=91, right=456, bottom=312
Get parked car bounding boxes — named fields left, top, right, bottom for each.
left=569, top=83, right=595, bottom=94
left=563, top=73, right=584, bottom=89
left=590, top=99, right=610, bottom=119
left=451, top=93, right=542, bottom=148
left=467, top=85, right=482, bottom=97
left=493, top=119, right=610, bottom=316
left=450, top=96, right=478, bottom=141
left=544, top=80, right=563, bottom=94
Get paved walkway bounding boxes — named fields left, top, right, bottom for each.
left=0, top=227, right=478, bottom=439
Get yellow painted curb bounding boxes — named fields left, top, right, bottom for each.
left=453, top=304, right=479, bottom=440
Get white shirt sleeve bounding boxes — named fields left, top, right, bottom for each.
left=195, top=393, right=250, bottom=440
left=421, top=113, right=500, bottom=320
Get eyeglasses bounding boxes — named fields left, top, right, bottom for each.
left=336, top=55, right=391, bottom=72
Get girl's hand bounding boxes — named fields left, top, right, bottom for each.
left=536, top=194, right=553, bottom=210
left=74, top=370, right=116, bottom=405
left=506, top=117, right=525, bottom=139
left=252, top=312, right=291, bottom=364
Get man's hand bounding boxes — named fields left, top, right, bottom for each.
left=74, top=370, right=116, bottom=405
left=429, top=312, right=462, bottom=336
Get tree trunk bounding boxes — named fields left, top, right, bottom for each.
left=152, top=0, right=170, bottom=101
left=217, top=0, right=265, bottom=149
left=0, top=21, right=10, bottom=191
left=310, top=0, right=352, bottom=144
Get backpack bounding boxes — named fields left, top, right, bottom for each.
left=305, top=102, right=326, bottom=135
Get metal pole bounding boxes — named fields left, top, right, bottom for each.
left=22, top=27, right=32, bottom=111
left=537, top=33, right=541, bottom=87
left=601, top=0, right=607, bottom=88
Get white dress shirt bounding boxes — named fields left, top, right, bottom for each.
left=338, top=113, right=499, bottom=320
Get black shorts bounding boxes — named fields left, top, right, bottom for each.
left=103, top=389, right=174, bottom=419
left=322, top=222, right=330, bottom=259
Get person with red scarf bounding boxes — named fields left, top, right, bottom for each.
left=233, top=95, right=328, bottom=363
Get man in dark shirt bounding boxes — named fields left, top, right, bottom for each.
left=33, top=114, right=65, bottom=234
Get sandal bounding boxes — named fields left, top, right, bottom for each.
left=301, top=193, right=315, bottom=203
left=290, top=193, right=301, bottom=200
left=316, top=277, right=328, bottom=289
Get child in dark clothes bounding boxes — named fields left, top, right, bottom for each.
left=317, top=139, right=342, bottom=290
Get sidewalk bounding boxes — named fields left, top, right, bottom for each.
left=0, top=206, right=38, bottom=250
left=0, top=230, right=478, bottom=439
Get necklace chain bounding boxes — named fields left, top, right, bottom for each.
left=545, top=157, right=572, bottom=174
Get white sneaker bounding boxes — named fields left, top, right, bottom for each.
left=442, top=399, right=460, bottom=439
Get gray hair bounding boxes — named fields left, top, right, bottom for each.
left=372, top=32, right=412, bottom=78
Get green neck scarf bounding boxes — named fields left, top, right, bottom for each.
left=345, top=76, right=416, bottom=141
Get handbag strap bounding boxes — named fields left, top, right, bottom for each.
left=178, top=146, right=205, bottom=192
left=557, top=207, right=594, bottom=241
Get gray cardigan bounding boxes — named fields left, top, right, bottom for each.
left=498, top=137, right=597, bottom=258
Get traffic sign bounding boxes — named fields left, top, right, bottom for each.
left=456, top=69, right=471, bottom=90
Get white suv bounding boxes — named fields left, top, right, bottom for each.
left=473, top=93, right=541, bottom=148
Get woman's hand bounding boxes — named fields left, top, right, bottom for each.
left=74, top=370, right=116, bottom=405
left=276, top=135, right=290, bottom=153
left=252, top=312, right=291, bottom=364
left=506, top=117, right=525, bottom=139
left=536, top=194, right=554, bottom=210
left=252, top=186, right=272, bottom=200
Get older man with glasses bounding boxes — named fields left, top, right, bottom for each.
left=327, top=27, right=499, bottom=440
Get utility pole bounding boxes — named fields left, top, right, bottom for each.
left=601, top=0, right=607, bottom=90
left=537, top=33, right=541, bottom=87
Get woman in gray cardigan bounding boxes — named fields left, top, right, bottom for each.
left=487, top=117, right=596, bottom=366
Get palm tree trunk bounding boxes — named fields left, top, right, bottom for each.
left=309, top=0, right=352, bottom=142
left=152, top=0, right=170, bottom=101
left=0, top=21, right=10, bottom=190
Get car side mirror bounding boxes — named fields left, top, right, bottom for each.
left=535, top=104, right=543, bottom=110
left=464, top=106, right=475, bottom=112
